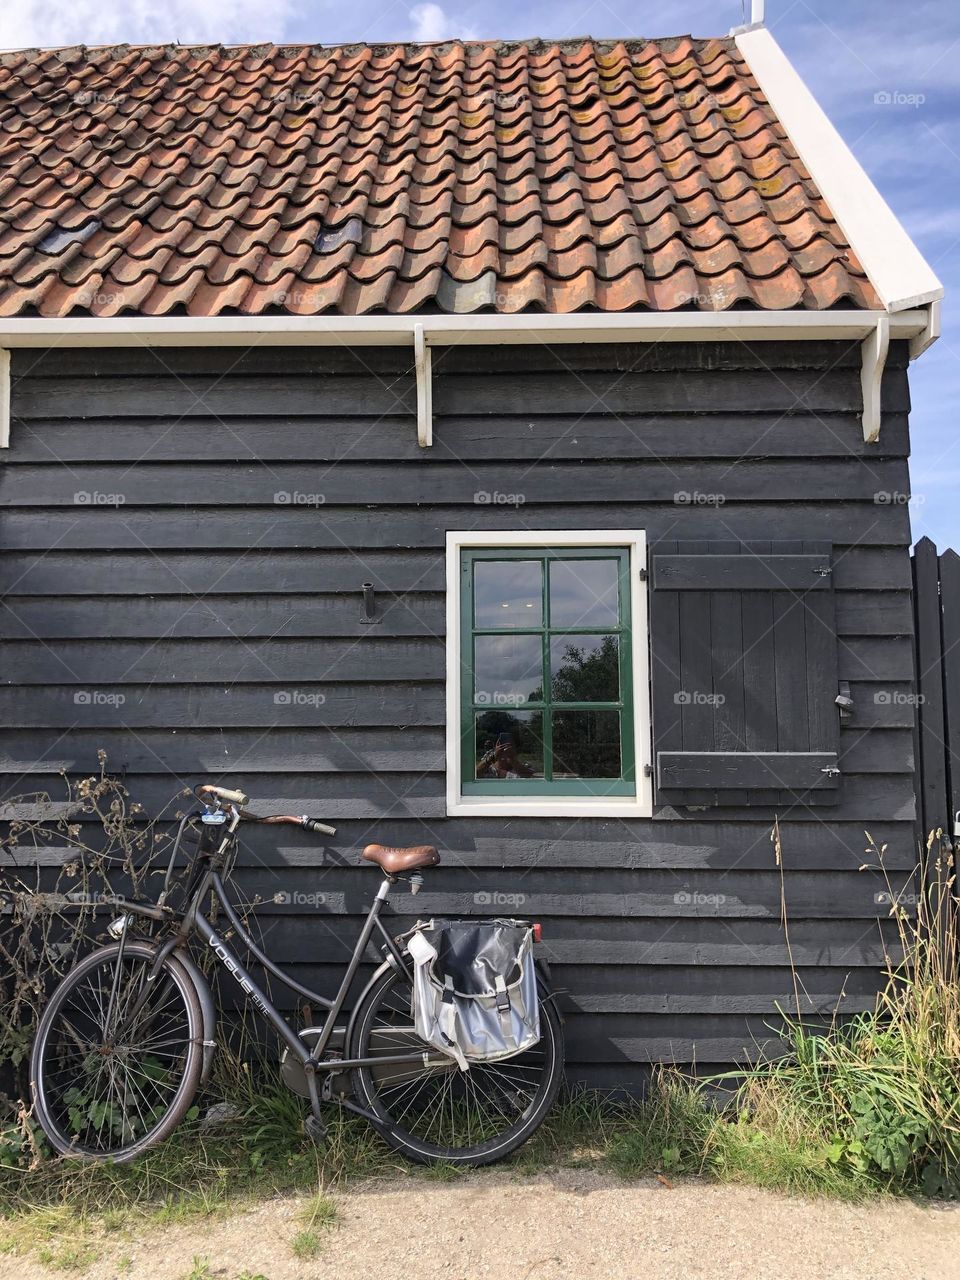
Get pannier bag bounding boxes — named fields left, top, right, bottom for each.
left=406, top=918, right=540, bottom=1071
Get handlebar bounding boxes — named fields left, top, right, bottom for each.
left=194, top=784, right=336, bottom=837
left=196, top=783, right=248, bottom=806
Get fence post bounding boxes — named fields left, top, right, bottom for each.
left=912, top=537, right=949, bottom=848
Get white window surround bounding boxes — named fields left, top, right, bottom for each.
left=445, top=529, right=653, bottom=819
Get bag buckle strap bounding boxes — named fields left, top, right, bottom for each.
left=494, top=975, right=515, bottom=1046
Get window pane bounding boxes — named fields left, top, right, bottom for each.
left=474, top=634, right=543, bottom=706
left=551, top=710, right=622, bottom=779
left=550, top=634, right=619, bottom=703
left=474, top=560, right=542, bottom=629
left=474, top=711, right=546, bottom=780
left=549, top=558, right=619, bottom=628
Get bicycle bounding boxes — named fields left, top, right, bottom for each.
left=29, top=783, right=565, bottom=1166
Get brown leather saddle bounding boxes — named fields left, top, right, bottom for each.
left=362, top=843, right=440, bottom=875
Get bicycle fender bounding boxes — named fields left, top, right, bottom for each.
left=535, top=959, right=566, bottom=1024
left=173, top=950, right=218, bottom=1083
left=344, top=958, right=395, bottom=1060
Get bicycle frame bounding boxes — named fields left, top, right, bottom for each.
left=108, top=807, right=440, bottom=1123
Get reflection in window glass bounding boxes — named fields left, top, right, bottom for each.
left=552, top=710, right=622, bottom=779
left=549, top=559, right=619, bottom=628
left=474, top=711, right=546, bottom=780
left=474, top=634, right=543, bottom=705
left=462, top=545, right=633, bottom=796
left=550, top=634, right=619, bottom=703
left=474, top=560, right=542, bottom=629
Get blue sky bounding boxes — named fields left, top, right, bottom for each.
left=3, top=0, right=958, bottom=545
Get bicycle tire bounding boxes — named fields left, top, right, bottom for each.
left=30, top=940, right=204, bottom=1163
left=349, top=965, right=564, bottom=1166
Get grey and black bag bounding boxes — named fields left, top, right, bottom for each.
left=406, top=918, right=540, bottom=1071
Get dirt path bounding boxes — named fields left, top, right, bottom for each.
left=4, top=1169, right=960, bottom=1280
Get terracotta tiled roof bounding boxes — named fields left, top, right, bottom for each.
left=0, top=37, right=882, bottom=317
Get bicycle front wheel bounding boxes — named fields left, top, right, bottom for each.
left=350, top=965, right=564, bottom=1166
left=30, top=940, right=204, bottom=1162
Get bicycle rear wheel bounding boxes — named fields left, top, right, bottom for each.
left=30, top=940, right=204, bottom=1162
left=349, top=965, right=563, bottom=1166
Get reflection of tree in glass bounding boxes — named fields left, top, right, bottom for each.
left=550, top=637, right=621, bottom=778
left=553, top=711, right=620, bottom=778
left=551, top=635, right=618, bottom=702
left=475, top=711, right=543, bottom=779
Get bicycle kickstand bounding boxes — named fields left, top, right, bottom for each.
left=303, top=1059, right=328, bottom=1144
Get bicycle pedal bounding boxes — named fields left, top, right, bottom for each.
left=303, top=1113, right=328, bottom=1144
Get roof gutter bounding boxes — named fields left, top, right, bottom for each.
left=0, top=308, right=934, bottom=450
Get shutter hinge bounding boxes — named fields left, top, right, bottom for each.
left=638, top=566, right=648, bottom=582
left=643, top=764, right=652, bottom=777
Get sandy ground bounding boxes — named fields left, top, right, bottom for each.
left=3, top=1168, right=960, bottom=1280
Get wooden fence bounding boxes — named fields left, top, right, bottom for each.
left=912, top=537, right=960, bottom=848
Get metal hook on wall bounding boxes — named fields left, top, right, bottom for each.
left=361, top=582, right=377, bottom=623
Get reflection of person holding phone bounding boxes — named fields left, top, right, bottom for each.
left=476, top=732, right=535, bottom=780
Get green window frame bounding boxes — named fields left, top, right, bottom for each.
left=459, top=546, right=635, bottom=796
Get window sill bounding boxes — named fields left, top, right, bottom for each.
left=446, top=795, right=653, bottom=819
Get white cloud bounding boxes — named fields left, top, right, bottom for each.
left=1, top=0, right=295, bottom=48
left=408, top=3, right=477, bottom=42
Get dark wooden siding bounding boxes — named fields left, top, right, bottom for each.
left=0, top=339, right=917, bottom=1086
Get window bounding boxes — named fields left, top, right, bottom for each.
left=446, top=531, right=652, bottom=817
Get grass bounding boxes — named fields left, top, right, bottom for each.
left=291, top=1190, right=338, bottom=1258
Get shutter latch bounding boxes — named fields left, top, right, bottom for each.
left=820, top=766, right=841, bottom=777
left=811, top=565, right=832, bottom=578
left=835, top=681, right=854, bottom=720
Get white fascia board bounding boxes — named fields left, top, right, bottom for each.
left=0, top=309, right=929, bottom=348
left=735, top=27, right=943, bottom=313
left=0, top=349, right=9, bottom=448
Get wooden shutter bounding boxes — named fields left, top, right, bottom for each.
left=650, top=541, right=841, bottom=807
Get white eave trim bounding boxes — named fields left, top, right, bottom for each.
left=735, top=26, right=943, bottom=314
left=0, top=348, right=9, bottom=448
left=0, top=308, right=931, bottom=348
left=0, top=309, right=932, bottom=449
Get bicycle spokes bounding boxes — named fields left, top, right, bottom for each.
left=40, top=952, right=196, bottom=1153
